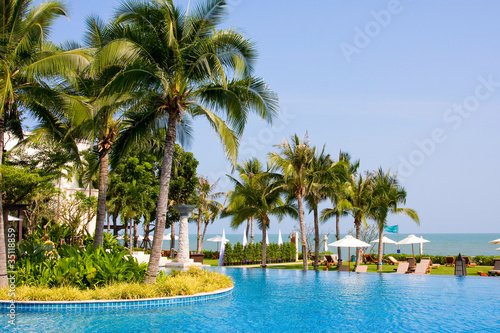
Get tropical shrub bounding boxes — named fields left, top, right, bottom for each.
left=233, top=242, right=243, bottom=263
left=223, top=243, right=233, bottom=264
left=14, top=242, right=147, bottom=289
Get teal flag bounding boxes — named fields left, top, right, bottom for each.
left=384, top=225, right=398, bottom=233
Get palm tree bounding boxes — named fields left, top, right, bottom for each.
left=268, top=134, right=314, bottom=271
left=195, top=176, right=224, bottom=252
left=223, top=158, right=295, bottom=267
left=344, top=172, right=373, bottom=267
left=198, top=202, right=223, bottom=251
left=304, top=147, right=337, bottom=271
left=0, top=0, right=90, bottom=287
left=104, top=0, right=278, bottom=282
left=369, top=168, right=419, bottom=271
left=231, top=159, right=263, bottom=244
left=320, top=151, right=358, bottom=262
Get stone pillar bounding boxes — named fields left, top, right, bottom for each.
left=172, top=205, right=196, bottom=264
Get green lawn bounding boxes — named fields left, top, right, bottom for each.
left=203, top=259, right=494, bottom=276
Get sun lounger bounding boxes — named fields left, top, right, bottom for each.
left=364, top=254, right=377, bottom=264
left=419, top=259, right=433, bottom=274
left=445, top=256, right=455, bottom=267
left=386, top=256, right=399, bottom=265
left=477, top=271, right=488, bottom=277
left=324, top=255, right=337, bottom=265
left=488, top=259, right=500, bottom=276
left=395, top=262, right=409, bottom=274
left=414, top=263, right=430, bottom=275
left=406, top=257, right=416, bottom=270
left=422, top=257, right=440, bottom=269
left=355, top=265, right=368, bottom=273
left=338, top=265, right=350, bottom=272
left=463, top=256, right=477, bottom=267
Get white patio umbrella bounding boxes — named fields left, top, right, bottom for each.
left=278, top=230, right=283, bottom=246
left=243, top=229, right=248, bottom=247
left=370, top=235, right=397, bottom=244
left=8, top=215, right=23, bottom=221
left=489, top=238, right=500, bottom=244
left=371, top=235, right=397, bottom=260
left=497, top=247, right=500, bottom=250
left=323, top=234, right=329, bottom=252
left=208, top=235, right=229, bottom=252
left=218, top=229, right=226, bottom=266
left=266, top=233, right=269, bottom=245
left=117, top=235, right=125, bottom=240
left=329, top=235, right=371, bottom=270
left=397, top=234, right=430, bottom=260
left=163, top=234, right=179, bottom=240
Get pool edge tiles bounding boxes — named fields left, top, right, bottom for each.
left=0, top=286, right=233, bottom=313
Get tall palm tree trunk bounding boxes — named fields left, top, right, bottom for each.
left=354, top=217, right=361, bottom=267
left=336, top=213, right=341, bottom=264
left=246, top=219, right=250, bottom=243
left=250, top=216, right=254, bottom=244
left=147, top=112, right=178, bottom=283
left=377, top=225, right=384, bottom=271
left=297, top=194, right=308, bottom=271
left=313, top=208, right=320, bottom=271
left=200, top=220, right=209, bottom=251
left=170, top=222, right=175, bottom=259
left=0, top=115, right=7, bottom=287
left=196, top=209, right=202, bottom=252
left=261, top=220, right=267, bottom=268
left=93, top=149, right=109, bottom=248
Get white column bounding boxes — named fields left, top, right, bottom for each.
left=172, top=205, right=196, bottom=264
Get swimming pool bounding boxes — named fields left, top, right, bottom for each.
left=4, top=268, right=500, bottom=332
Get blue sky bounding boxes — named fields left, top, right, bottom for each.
left=44, top=0, right=500, bottom=235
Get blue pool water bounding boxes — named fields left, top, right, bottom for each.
left=4, top=268, right=500, bottom=332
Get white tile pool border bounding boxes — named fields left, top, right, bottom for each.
left=0, top=287, right=233, bottom=312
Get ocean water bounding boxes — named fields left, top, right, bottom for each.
left=158, top=233, right=500, bottom=257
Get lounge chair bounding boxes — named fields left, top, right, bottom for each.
left=477, top=271, right=488, bottom=277
left=364, top=254, right=377, bottom=264
left=414, top=263, right=430, bottom=275
left=488, top=259, right=500, bottom=276
left=419, top=259, right=433, bottom=274
left=445, top=256, right=455, bottom=267
left=324, top=255, right=337, bottom=265
left=355, top=265, right=368, bottom=273
left=395, top=262, right=409, bottom=274
left=338, top=265, right=350, bottom=272
left=386, top=256, right=399, bottom=265
left=406, top=257, right=416, bottom=271
left=463, top=256, right=477, bottom=267
left=422, top=257, right=440, bottom=269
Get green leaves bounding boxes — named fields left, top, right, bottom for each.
left=14, top=242, right=147, bottom=289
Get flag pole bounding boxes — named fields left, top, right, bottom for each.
left=397, top=224, right=400, bottom=251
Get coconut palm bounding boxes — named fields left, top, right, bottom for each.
left=223, top=159, right=295, bottom=267
left=268, top=134, right=314, bottom=271
left=198, top=201, right=223, bottom=251
left=320, top=151, right=358, bottom=262
left=231, top=158, right=263, bottom=244
left=102, top=0, right=278, bottom=282
left=369, top=168, right=419, bottom=271
left=344, top=172, right=373, bottom=266
left=0, top=0, right=90, bottom=287
left=195, top=176, right=224, bottom=252
left=304, top=147, right=340, bottom=271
